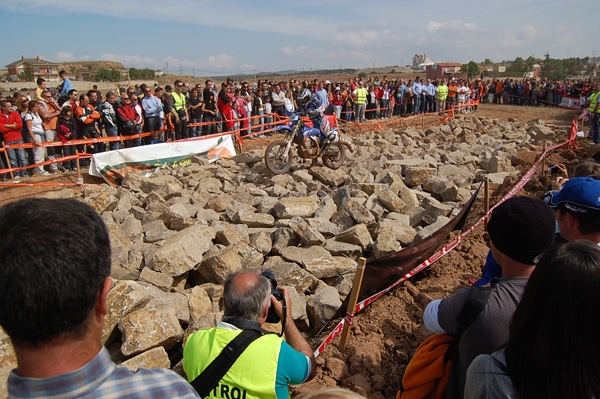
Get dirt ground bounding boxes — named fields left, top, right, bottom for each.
left=0, top=103, right=592, bottom=398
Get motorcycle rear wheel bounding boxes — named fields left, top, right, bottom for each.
left=322, top=142, right=346, bottom=170
left=265, top=140, right=293, bottom=174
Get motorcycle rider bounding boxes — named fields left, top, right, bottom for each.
left=296, top=88, right=335, bottom=143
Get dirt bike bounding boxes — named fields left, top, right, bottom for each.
left=264, top=112, right=355, bottom=174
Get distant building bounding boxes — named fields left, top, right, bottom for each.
left=413, top=54, right=430, bottom=68
left=580, top=58, right=600, bottom=78
left=155, top=70, right=165, bottom=77
left=5, top=56, right=60, bottom=82
left=426, top=62, right=463, bottom=80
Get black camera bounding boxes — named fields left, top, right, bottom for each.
left=549, top=165, right=561, bottom=175
left=261, top=270, right=284, bottom=324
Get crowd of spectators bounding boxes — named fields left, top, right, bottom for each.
left=0, top=71, right=598, bottom=182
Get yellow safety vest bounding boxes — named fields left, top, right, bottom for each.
left=354, top=87, right=367, bottom=104
left=183, top=328, right=283, bottom=399
left=437, top=85, right=448, bottom=100
left=172, top=91, right=186, bottom=112
left=589, top=92, right=600, bottom=113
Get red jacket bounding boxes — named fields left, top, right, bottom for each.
left=0, top=110, right=24, bottom=143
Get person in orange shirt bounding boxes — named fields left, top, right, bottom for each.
left=495, top=81, right=504, bottom=104
left=447, top=80, right=459, bottom=110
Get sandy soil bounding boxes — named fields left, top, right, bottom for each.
left=0, top=103, right=591, bottom=398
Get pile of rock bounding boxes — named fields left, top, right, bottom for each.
left=0, top=116, right=563, bottom=380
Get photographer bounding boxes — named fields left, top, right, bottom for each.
left=183, top=270, right=315, bottom=399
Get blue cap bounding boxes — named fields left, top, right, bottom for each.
left=550, top=177, right=600, bottom=213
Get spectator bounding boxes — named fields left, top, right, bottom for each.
left=98, top=91, right=119, bottom=151
left=314, top=81, right=329, bottom=109
left=379, top=82, right=391, bottom=118
left=141, top=85, right=163, bottom=141
left=162, top=85, right=175, bottom=141
left=58, top=70, right=73, bottom=105
left=352, top=80, right=367, bottom=122
left=437, top=79, right=448, bottom=113
left=0, top=198, right=200, bottom=399
left=253, top=89, right=265, bottom=133
left=75, top=94, right=102, bottom=154
left=423, top=79, right=436, bottom=113
left=130, top=95, right=144, bottom=143
left=117, top=94, right=138, bottom=147
left=588, top=82, right=600, bottom=143
left=88, top=89, right=101, bottom=109
left=221, top=97, right=236, bottom=133
left=331, top=87, right=343, bottom=120
left=465, top=240, right=600, bottom=399
left=35, top=77, right=47, bottom=101
left=64, top=89, right=79, bottom=111
left=24, top=100, right=48, bottom=175
left=0, top=99, right=27, bottom=181
left=447, top=79, right=458, bottom=110
left=57, top=106, right=78, bottom=171
left=202, top=91, right=217, bottom=136
left=271, top=84, right=286, bottom=118
left=423, top=196, right=556, bottom=398
left=187, top=88, right=203, bottom=138
left=39, top=90, right=62, bottom=173
left=234, top=88, right=249, bottom=137
left=284, top=89, right=295, bottom=113
left=171, top=80, right=188, bottom=140
left=183, top=270, right=315, bottom=399
left=412, top=77, right=423, bottom=115
left=550, top=177, right=600, bottom=243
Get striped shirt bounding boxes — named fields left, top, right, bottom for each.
left=7, top=347, right=200, bottom=399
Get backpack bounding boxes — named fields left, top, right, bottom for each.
left=398, top=286, right=492, bottom=399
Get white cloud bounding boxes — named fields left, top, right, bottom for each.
left=55, top=52, right=76, bottom=62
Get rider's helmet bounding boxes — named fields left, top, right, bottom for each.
left=296, top=88, right=312, bottom=105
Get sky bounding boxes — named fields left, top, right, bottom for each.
left=1, top=0, right=597, bottom=77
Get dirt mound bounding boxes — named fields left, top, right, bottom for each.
left=59, top=60, right=127, bottom=72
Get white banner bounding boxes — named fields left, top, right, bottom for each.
left=89, top=134, right=236, bottom=186
left=558, top=95, right=582, bottom=110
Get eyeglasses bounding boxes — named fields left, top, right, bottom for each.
left=131, top=98, right=138, bottom=102
left=144, top=90, right=151, bottom=93
left=22, top=99, right=29, bottom=102
left=122, top=98, right=130, bottom=101
left=177, top=85, right=183, bottom=88
left=43, top=95, right=52, bottom=98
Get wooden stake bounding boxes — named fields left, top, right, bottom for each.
left=540, top=140, right=546, bottom=175
left=2, top=147, right=14, bottom=180
left=76, top=152, right=82, bottom=185
left=484, top=177, right=490, bottom=230
left=338, top=257, right=367, bottom=353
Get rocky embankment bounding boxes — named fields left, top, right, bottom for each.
left=0, top=115, right=564, bottom=392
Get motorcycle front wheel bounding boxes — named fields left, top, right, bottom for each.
left=265, top=140, right=293, bottom=174
left=321, top=142, right=346, bottom=170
